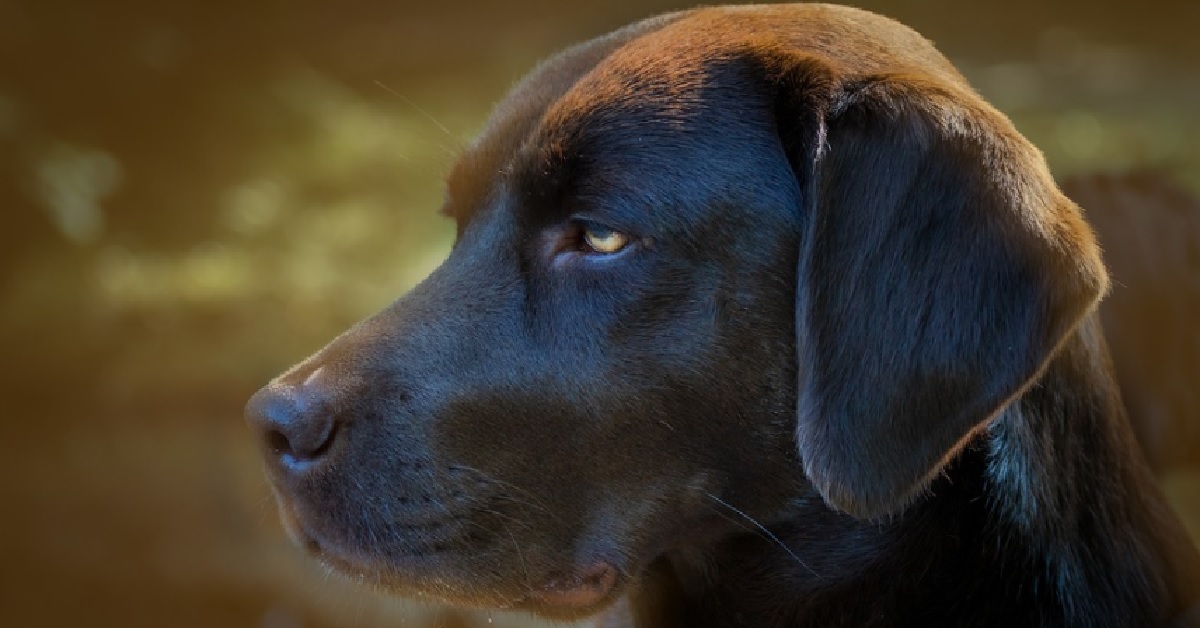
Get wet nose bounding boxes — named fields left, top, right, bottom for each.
left=244, top=381, right=338, bottom=471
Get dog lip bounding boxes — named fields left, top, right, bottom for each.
left=285, top=507, right=466, bottom=576
left=528, top=561, right=619, bottom=610
left=291, top=524, right=396, bottom=580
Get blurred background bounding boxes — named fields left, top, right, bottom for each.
left=1, top=0, right=1198, bottom=626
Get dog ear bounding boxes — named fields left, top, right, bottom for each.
left=775, top=64, right=1108, bottom=520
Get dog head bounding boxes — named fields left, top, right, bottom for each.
left=245, top=5, right=1106, bottom=619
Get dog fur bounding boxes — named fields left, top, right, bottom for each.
left=246, top=5, right=1200, bottom=626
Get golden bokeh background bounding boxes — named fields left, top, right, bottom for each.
left=1, top=1, right=1198, bottom=626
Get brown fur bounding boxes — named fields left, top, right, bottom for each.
left=248, top=6, right=1200, bottom=626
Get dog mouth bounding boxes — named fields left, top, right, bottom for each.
left=300, top=525, right=622, bottom=616
left=525, top=561, right=621, bottom=613
left=273, top=493, right=625, bottom=616
left=275, top=497, right=463, bottom=566
left=279, top=503, right=515, bottom=606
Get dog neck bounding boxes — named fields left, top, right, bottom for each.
left=621, top=316, right=1200, bottom=628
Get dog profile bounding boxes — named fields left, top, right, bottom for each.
left=245, top=5, right=1200, bottom=626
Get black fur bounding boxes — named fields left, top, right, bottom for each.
left=246, top=5, right=1200, bottom=627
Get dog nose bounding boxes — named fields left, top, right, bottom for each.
left=245, top=381, right=338, bottom=469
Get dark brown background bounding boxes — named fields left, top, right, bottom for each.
left=2, top=1, right=1198, bottom=626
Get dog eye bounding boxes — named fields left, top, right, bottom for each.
left=582, top=224, right=630, bottom=254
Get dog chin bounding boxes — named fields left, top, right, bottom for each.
left=275, top=495, right=625, bottom=618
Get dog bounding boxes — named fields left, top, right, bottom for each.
left=245, top=5, right=1200, bottom=626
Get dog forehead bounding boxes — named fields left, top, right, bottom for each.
left=541, top=4, right=962, bottom=130
left=444, top=4, right=966, bottom=223
left=442, top=11, right=689, bottom=222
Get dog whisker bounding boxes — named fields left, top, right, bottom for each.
left=705, top=492, right=821, bottom=580
left=499, top=517, right=535, bottom=593
left=448, top=464, right=558, bottom=518
left=374, top=80, right=461, bottom=149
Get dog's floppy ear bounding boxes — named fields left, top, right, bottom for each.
left=774, top=63, right=1108, bottom=520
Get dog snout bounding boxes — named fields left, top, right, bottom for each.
left=245, top=380, right=339, bottom=472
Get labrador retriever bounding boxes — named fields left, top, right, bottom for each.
left=245, top=5, right=1200, bottom=627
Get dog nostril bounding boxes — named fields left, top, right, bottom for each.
left=266, top=428, right=293, bottom=456
left=245, top=382, right=339, bottom=467
left=263, top=422, right=336, bottom=460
